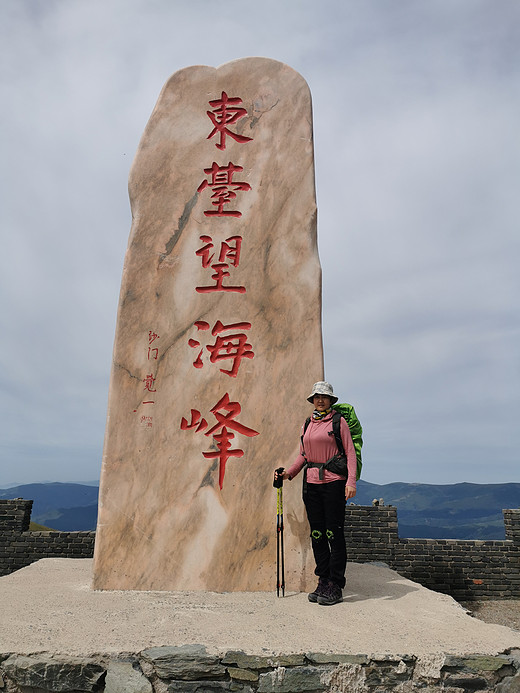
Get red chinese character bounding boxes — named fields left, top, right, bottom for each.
left=205, top=394, right=259, bottom=488
left=188, top=321, right=210, bottom=368
left=195, top=262, right=246, bottom=294
left=203, top=428, right=243, bottom=489
left=149, top=331, right=159, bottom=345
left=188, top=320, right=254, bottom=376
left=143, top=374, right=157, bottom=393
left=180, top=409, right=208, bottom=432
left=195, top=235, right=243, bottom=268
left=197, top=162, right=251, bottom=217
left=207, top=91, right=252, bottom=151
left=195, top=235, right=214, bottom=268
left=148, top=347, right=159, bottom=360
left=219, top=236, right=242, bottom=266
left=208, top=321, right=254, bottom=377
left=204, top=393, right=259, bottom=438
left=195, top=235, right=245, bottom=294
left=180, top=394, right=259, bottom=489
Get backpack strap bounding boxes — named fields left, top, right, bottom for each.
left=332, top=411, right=345, bottom=458
left=302, top=416, right=311, bottom=448
left=301, top=417, right=311, bottom=495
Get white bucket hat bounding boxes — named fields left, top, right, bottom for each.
left=307, top=381, right=338, bottom=404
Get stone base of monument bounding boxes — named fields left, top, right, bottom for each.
left=2, top=649, right=519, bottom=693
left=1, top=560, right=520, bottom=692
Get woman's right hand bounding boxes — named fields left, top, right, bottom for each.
left=274, top=468, right=289, bottom=482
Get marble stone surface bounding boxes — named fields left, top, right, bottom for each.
left=93, top=58, right=323, bottom=591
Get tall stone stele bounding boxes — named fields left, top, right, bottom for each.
left=93, top=58, right=324, bottom=591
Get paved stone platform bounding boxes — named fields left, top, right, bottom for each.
left=2, top=558, right=520, bottom=657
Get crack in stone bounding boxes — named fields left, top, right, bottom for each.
left=199, top=459, right=218, bottom=489
left=249, top=98, right=280, bottom=130
left=156, top=311, right=212, bottom=368
left=121, top=289, right=136, bottom=308
left=245, top=535, right=269, bottom=554
left=158, top=191, right=199, bottom=265
left=115, top=363, right=141, bottom=381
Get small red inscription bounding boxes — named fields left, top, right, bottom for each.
left=134, top=331, right=161, bottom=413
left=143, top=374, right=157, bottom=393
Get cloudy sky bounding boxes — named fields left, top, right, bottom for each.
left=1, top=0, right=518, bottom=487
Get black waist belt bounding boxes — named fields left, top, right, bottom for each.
left=302, top=454, right=347, bottom=496
left=305, top=461, right=327, bottom=480
left=305, top=453, right=347, bottom=481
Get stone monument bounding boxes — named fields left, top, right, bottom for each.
left=93, top=58, right=323, bottom=591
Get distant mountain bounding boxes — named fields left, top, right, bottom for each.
left=353, top=480, right=520, bottom=540
left=0, top=480, right=518, bottom=538
left=44, top=504, right=98, bottom=531
left=0, top=482, right=99, bottom=531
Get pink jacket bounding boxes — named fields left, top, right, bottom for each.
left=285, top=412, right=357, bottom=488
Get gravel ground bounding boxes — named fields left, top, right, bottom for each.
left=460, top=600, right=520, bottom=631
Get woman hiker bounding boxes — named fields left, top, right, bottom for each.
left=274, top=381, right=357, bottom=606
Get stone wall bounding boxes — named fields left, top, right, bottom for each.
left=345, top=506, right=520, bottom=600
left=1, top=646, right=520, bottom=693
left=1, top=499, right=519, bottom=601
left=0, top=499, right=94, bottom=576
left=0, top=498, right=32, bottom=531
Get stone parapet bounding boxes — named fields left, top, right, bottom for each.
left=0, top=499, right=32, bottom=532
left=505, top=509, right=520, bottom=544
left=0, top=500, right=94, bottom=576
left=0, top=530, right=95, bottom=576
left=392, top=538, right=520, bottom=601
left=344, top=505, right=399, bottom=563
left=1, top=647, right=519, bottom=692
left=345, top=505, right=520, bottom=600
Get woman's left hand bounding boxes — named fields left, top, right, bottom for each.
left=345, top=485, right=356, bottom=500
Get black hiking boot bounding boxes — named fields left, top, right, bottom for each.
left=317, top=580, right=343, bottom=606
left=307, top=577, right=328, bottom=603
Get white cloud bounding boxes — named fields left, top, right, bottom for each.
left=1, top=0, right=519, bottom=485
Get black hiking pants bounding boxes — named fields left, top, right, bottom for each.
left=303, top=480, right=347, bottom=588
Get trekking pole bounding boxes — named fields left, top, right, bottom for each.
left=279, top=483, right=285, bottom=597
left=273, top=467, right=285, bottom=597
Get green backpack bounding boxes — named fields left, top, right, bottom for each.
left=332, top=403, right=363, bottom=480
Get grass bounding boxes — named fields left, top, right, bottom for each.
left=29, top=521, right=55, bottom=531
